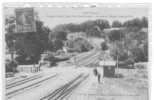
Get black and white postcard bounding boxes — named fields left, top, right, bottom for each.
left=3, top=3, right=151, bottom=100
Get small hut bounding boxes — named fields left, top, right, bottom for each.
left=99, top=61, right=116, bottom=77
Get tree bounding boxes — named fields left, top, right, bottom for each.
left=5, top=16, right=16, bottom=54
left=54, top=31, right=67, bottom=40
left=43, top=52, right=56, bottom=66
left=5, top=15, right=51, bottom=64
left=48, top=31, right=67, bottom=51
left=5, top=59, right=18, bottom=73
left=49, top=31, right=67, bottom=42
left=123, top=17, right=147, bottom=30
left=66, top=38, right=93, bottom=52
left=65, top=23, right=81, bottom=32
left=131, top=40, right=148, bottom=62
left=52, top=24, right=68, bottom=32
left=52, top=39, right=64, bottom=51
left=80, top=19, right=110, bottom=32
left=15, top=33, right=44, bottom=64
left=80, top=20, right=96, bottom=32
left=94, top=19, right=110, bottom=30
left=15, top=20, right=50, bottom=64
left=141, top=17, right=148, bottom=28
left=5, top=16, right=16, bottom=33
left=51, top=19, right=110, bottom=38
left=110, top=42, right=129, bottom=61
left=108, top=29, right=125, bottom=42
left=85, top=26, right=101, bottom=37
left=109, top=26, right=148, bottom=63
left=112, top=20, right=122, bottom=27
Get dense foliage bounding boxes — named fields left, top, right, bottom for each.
left=5, top=60, right=18, bottom=72
left=51, top=19, right=110, bottom=37
left=66, top=38, right=93, bottom=52
left=108, top=17, right=148, bottom=62
left=5, top=17, right=50, bottom=65
left=112, top=20, right=122, bottom=28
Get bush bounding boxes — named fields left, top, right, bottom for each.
left=52, top=39, right=64, bottom=51
left=15, top=55, right=40, bottom=65
left=108, top=30, right=124, bottom=42
left=110, top=42, right=129, bottom=61
left=43, top=52, right=57, bottom=66
left=131, top=46, right=148, bottom=62
left=6, top=20, right=50, bottom=65
left=67, top=38, right=93, bottom=52
left=134, top=62, right=147, bottom=69
left=112, top=20, right=122, bottom=28
left=5, top=60, right=18, bottom=73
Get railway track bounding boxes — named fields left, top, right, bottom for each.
left=74, top=51, right=100, bottom=67
left=75, top=51, right=96, bottom=61
left=76, top=51, right=97, bottom=62
left=40, top=73, right=89, bottom=100
left=6, top=74, right=58, bottom=99
left=6, top=74, right=43, bottom=89
left=6, top=49, right=99, bottom=99
left=6, top=76, right=23, bottom=84
left=78, top=52, right=100, bottom=66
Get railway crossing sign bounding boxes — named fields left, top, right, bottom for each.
left=15, top=8, right=36, bottom=33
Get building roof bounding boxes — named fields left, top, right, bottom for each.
left=99, top=61, right=116, bottom=66
left=67, top=32, right=86, bottom=40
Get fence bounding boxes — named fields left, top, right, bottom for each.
left=17, top=65, right=40, bottom=73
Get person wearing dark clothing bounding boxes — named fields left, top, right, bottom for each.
left=98, top=73, right=101, bottom=83
left=93, top=68, right=98, bottom=76
left=93, top=68, right=101, bottom=83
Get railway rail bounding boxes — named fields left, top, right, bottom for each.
left=40, top=73, right=89, bottom=100
left=74, top=51, right=100, bottom=67
left=6, top=74, right=43, bottom=89
left=6, top=50, right=99, bottom=100
left=6, top=77, right=23, bottom=84
left=75, top=51, right=96, bottom=62
left=78, top=52, right=100, bottom=66
left=6, top=74, right=58, bottom=99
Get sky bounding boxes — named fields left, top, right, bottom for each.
left=4, top=5, right=149, bottom=29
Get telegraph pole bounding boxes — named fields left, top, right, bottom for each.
left=11, top=40, right=16, bottom=61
